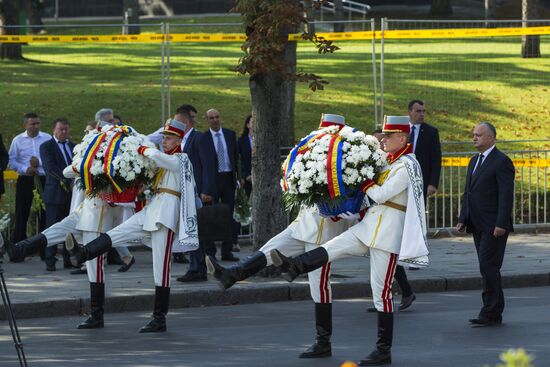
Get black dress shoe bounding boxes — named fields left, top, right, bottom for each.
left=299, top=342, right=332, bottom=358
left=398, top=293, right=416, bottom=311
left=46, top=264, right=56, bottom=271
left=367, top=307, right=377, bottom=313
left=71, top=268, right=87, bottom=275
left=118, top=256, right=135, bottom=272
left=139, top=318, right=166, bottom=333
left=176, top=272, right=207, bottom=282
left=64, top=262, right=77, bottom=269
left=221, top=254, right=240, bottom=262
left=469, top=318, right=502, bottom=327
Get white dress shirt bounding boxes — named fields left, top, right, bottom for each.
left=473, top=144, right=496, bottom=173
left=9, top=131, right=52, bottom=175
left=182, top=127, right=194, bottom=150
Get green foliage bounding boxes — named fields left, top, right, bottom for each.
left=233, top=0, right=338, bottom=89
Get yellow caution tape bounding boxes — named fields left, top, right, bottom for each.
left=1, top=26, right=549, bottom=43
left=442, top=157, right=550, bottom=167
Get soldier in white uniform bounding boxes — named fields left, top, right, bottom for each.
left=65, top=117, right=199, bottom=333
left=206, top=114, right=356, bottom=358
left=271, top=116, right=429, bottom=366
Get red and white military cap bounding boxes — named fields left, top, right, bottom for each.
left=162, top=119, right=186, bottom=139
left=382, top=115, right=410, bottom=134
left=318, top=113, right=346, bottom=129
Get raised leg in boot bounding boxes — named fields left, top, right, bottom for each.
left=300, top=303, right=332, bottom=358
left=206, top=251, right=267, bottom=290
left=78, top=282, right=105, bottom=329
left=271, top=247, right=329, bottom=282
left=140, top=286, right=170, bottom=333
left=0, top=233, right=48, bottom=262
left=66, top=233, right=112, bottom=267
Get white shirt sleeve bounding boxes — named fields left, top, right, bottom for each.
left=366, top=164, right=409, bottom=204
left=8, top=137, right=27, bottom=174
left=144, top=148, right=180, bottom=171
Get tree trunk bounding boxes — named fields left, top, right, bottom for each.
left=521, top=0, right=541, bottom=58
left=25, top=0, right=44, bottom=34
left=0, top=0, right=23, bottom=60
left=484, top=0, right=495, bottom=21
left=122, top=0, right=140, bottom=35
left=250, top=72, right=287, bottom=249
left=333, top=0, right=345, bottom=32
left=429, top=0, right=453, bottom=16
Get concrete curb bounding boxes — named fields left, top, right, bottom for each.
left=3, top=272, right=550, bottom=320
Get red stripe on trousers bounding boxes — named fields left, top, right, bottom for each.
left=382, top=253, right=397, bottom=313
left=162, top=230, right=174, bottom=287
left=96, top=255, right=104, bottom=284
left=319, top=262, right=332, bottom=303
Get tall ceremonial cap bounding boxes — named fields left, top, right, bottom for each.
left=382, top=115, right=410, bottom=134
left=162, top=119, right=186, bottom=139
left=319, top=113, right=346, bottom=128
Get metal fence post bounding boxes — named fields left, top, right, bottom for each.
left=379, top=17, right=386, bottom=120
left=370, top=18, right=378, bottom=129
left=166, top=22, right=171, bottom=120
left=161, top=22, right=166, bottom=125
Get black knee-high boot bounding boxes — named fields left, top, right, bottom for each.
left=66, top=233, right=112, bottom=267
left=271, top=247, right=329, bottom=282
left=140, top=286, right=170, bottom=333
left=206, top=251, right=267, bottom=289
left=78, top=282, right=105, bottom=329
left=1, top=233, right=48, bottom=262
left=359, top=311, right=393, bottom=366
left=300, top=303, right=332, bottom=358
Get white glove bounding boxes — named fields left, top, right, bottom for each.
left=337, top=211, right=360, bottom=221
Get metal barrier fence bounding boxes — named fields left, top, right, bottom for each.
left=428, top=149, right=549, bottom=234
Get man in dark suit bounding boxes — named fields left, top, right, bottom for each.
left=457, top=122, right=514, bottom=327
left=408, top=100, right=442, bottom=198
left=40, top=118, right=75, bottom=271
left=0, top=134, right=8, bottom=200
left=178, top=108, right=239, bottom=282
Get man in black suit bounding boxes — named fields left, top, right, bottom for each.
left=40, top=118, right=75, bottom=271
left=0, top=134, right=8, bottom=200
left=408, top=100, right=442, bottom=198
left=196, top=109, right=239, bottom=263
left=457, top=122, right=514, bottom=327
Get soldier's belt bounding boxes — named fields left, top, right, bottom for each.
left=157, top=188, right=181, bottom=198
left=381, top=201, right=406, bottom=212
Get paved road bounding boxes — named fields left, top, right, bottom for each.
left=1, top=287, right=549, bottom=367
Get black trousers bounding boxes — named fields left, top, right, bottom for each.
left=44, top=200, right=71, bottom=267
left=394, top=265, right=413, bottom=297
left=472, top=227, right=508, bottom=321
left=14, top=175, right=46, bottom=243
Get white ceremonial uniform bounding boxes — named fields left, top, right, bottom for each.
left=106, top=148, right=190, bottom=287
left=318, top=154, right=425, bottom=312
left=61, top=165, right=121, bottom=283
left=259, top=206, right=352, bottom=303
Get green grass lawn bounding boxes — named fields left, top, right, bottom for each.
left=1, top=26, right=549, bottom=152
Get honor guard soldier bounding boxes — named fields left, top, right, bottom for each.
left=66, top=116, right=199, bottom=333
left=271, top=116, right=429, bottom=366
left=207, top=114, right=357, bottom=359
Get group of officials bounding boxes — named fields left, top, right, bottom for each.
left=0, top=99, right=515, bottom=366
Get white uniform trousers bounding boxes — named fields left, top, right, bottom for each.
left=107, top=210, right=174, bottom=287
left=113, top=205, right=134, bottom=259
left=42, top=210, right=83, bottom=246
left=259, top=227, right=333, bottom=303
left=321, top=230, right=398, bottom=313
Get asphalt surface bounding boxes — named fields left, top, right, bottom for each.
left=1, top=233, right=550, bottom=320
left=1, top=287, right=549, bottom=367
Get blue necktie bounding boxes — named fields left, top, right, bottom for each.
left=216, top=132, right=228, bottom=172
left=409, top=125, right=416, bottom=151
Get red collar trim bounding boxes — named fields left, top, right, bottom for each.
left=166, top=145, right=182, bottom=155
left=387, top=143, right=413, bottom=164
